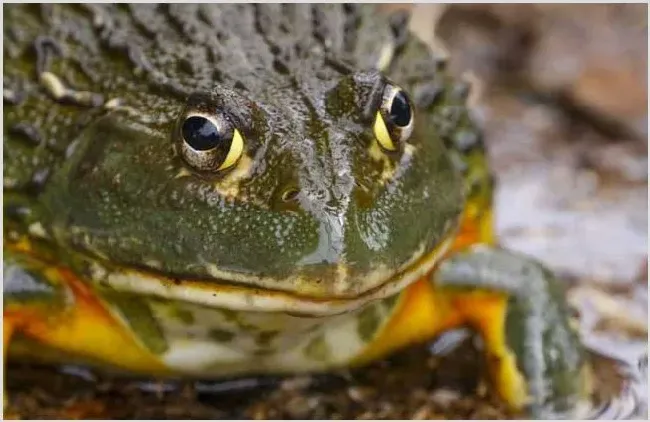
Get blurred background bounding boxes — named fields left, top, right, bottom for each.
left=7, top=4, right=648, bottom=419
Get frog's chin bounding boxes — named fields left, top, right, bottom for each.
left=90, top=235, right=455, bottom=317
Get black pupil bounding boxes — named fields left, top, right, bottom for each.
left=182, top=116, right=222, bottom=151
left=389, top=90, right=411, bottom=127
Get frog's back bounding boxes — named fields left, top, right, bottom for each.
left=5, top=3, right=490, bottom=236
left=4, top=3, right=401, bottom=144
left=5, top=4, right=392, bottom=194
left=5, top=3, right=454, bottom=229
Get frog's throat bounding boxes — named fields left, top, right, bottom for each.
left=89, top=235, right=455, bottom=317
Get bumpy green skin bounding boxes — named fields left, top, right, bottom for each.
left=4, top=5, right=586, bottom=418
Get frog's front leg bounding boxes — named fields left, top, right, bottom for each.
left=432, top=245, right=590, bottom=419
left=3, top=247, right=170, bottom=413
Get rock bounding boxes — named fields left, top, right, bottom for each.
left=434, top=4, right=648, bottom=141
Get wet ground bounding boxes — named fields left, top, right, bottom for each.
left=4, top=4, right=648, bottom=420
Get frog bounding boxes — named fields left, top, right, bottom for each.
left=3, top=4, right=590, bottom=419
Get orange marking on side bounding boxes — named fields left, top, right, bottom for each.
left=351, top=277, right=462, bottom=365
left=5, top=268, right=168, bottom=375
left=354, top=265, right=527, bottom=410
left=450, top=206, right=495, bottom=253
left=4, top=318, right=15, bottom=356
left=3, top=317, right=17, bottom=409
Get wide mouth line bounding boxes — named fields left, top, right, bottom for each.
left=99, top=237, right=451, bottom=302
left=9, top=223, right=457, bottom=315
left=93, top=233, right=456, bottom=316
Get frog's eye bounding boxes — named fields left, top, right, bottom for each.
left=373, top=84, right=414, bottom=151
left=179, top=114, right=244, bottom=172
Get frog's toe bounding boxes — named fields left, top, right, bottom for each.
left=502, top=270, right=589, bottom=417
left=435, top=246, right=591, bottom=418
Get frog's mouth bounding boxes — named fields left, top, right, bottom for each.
left=90, top=234, right=455, bottom=317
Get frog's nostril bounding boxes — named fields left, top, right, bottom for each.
left=281, top=188, right=300, bottom=202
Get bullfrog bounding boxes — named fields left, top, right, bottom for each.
left=3, top=4, right=590, bottom=418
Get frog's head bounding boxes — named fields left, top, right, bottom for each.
left=40, top=12, right=469, bottom=315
